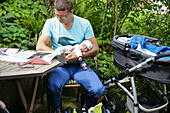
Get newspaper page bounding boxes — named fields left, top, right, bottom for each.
left=0, top=48, right=66, bottom=64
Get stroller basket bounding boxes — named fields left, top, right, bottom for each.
left=111, top=34, right=170, bottom=84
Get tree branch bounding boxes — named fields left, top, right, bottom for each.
left=113, top=0, right=118, bottom=37
left=101, top=0, right=108, bottom=35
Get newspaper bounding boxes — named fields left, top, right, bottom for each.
left=0, top=48, right=66, bottom=64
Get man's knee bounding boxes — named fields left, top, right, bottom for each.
left=47, top=82, right=63, bottom=95
left=92, top=85, right=105, bottom=98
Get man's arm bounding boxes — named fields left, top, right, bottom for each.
left=82, top=36, right=99, bottom=59
left=36, top=33, right=54, bottom=51
left=36, top=34, right=77, bottom=63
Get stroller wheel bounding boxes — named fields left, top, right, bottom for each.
left=103, top=93, right=121, bottom=113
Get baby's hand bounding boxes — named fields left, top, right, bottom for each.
left=78, top=56, right=82, bottom=61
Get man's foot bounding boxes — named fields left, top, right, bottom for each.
left=83, top=103, right=90, bottom=110
left=83, top=66, right=87, bottom=70
left=54, top=108, right=62, bottom=113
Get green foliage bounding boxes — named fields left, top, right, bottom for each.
left=73, top=0, right=105, bottom=35
left=0, top=0, right=48, bottom=50
left=0, top=17, right=29, bottom=49
left=121, top=10, right=170, bottom=46
left=97, top=50, right=120, bottom=79
left=87, top=49, right=121, bottom=80
left=20, top=13, right=46, bottom=41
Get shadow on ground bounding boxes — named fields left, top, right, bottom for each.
left=33, top=95, right=81, bottom=113
left=33, top=87, right=81, bottom=113
left=33, top=87, right=127, bottom=113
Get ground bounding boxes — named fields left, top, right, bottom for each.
left=33, top=95, right=80, bottom=113
left=33, top=87, right=81, bottom=113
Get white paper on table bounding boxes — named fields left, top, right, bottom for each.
left=0, top=50, right=66, bottom=64
left=5, top=48, right=20, bottom=56
left=0, top=51, right=36, bottom=62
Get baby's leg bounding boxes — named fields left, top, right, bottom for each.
left=79, top=60, right=87, bottom=70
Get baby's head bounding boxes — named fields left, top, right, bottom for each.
left=80, top=40, right=93, bottom=52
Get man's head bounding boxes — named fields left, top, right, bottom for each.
left=54, top=0, right=73, bottom=23
left=80, top=40, right=93, bottom=52
left=54, top=0, right=73, bottom=12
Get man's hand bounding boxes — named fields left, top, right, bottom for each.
left=65, top=47, right=77, bottom=62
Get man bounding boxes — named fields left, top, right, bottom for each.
left=36, top=0, right=105, bottom=113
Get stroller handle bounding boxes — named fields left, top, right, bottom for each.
left=104, top=52, right=170, bottom=85
left=154, top=52, right=170, bottom=60
left=104, top=69, right=130, bottom=85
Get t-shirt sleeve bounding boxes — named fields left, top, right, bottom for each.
left=84, top=20, right=94, bottom=39
left=42, top=19, right=52, bottom=37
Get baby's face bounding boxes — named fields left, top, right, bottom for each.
left=81, top=44, right=89, bottom=52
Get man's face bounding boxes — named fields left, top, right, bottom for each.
left=81, top=44, right=89, bottom=52
left=54, top=9, right=70, bottom=23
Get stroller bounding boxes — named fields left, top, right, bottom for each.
left=104, top=34, right=170, bottom=113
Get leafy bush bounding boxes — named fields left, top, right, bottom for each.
left=121, top=8, right=170, bottom=46
left=0, top=0, right=48, bottom=49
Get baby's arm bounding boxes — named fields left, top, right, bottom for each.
left=55, top=46, right=71, bottom=53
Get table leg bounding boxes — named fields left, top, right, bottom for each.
left=16, top=80, right=28, bottom=111
left=16, top=77, right=39, bottom=113
left=28, top=77, right=39, bottom=113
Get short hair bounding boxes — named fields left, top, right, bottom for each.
left=54, top=0, right=73, bottom=12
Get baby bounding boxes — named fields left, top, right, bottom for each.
left=55, top=40, right=93, bottom=70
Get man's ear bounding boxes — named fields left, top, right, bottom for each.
left=70, top=9, right=74, bottom=14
